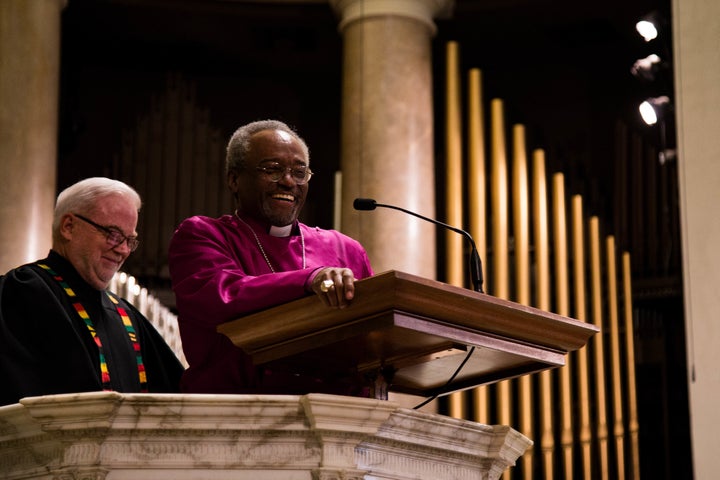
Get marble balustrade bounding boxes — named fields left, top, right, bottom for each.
left=0, top=391, right=531, bottom=480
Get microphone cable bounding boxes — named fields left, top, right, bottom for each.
left=412, top=346, right=476, bottom=410
left=353, top=197, right=483, bottom=408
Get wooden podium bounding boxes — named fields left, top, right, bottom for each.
left=218, top=270, right=598, bottom=399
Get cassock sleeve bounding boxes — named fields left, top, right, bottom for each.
left=168, top=216, right=317, bottom=329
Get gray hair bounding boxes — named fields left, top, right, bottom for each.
left=53, top=177, right=142, bottom=236
left=225, top=119, right=310, bottom=175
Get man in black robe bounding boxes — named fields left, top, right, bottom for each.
left=0, top=177, right=184, bottom=406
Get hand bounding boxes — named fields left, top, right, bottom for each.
left=311, top=267, right=356, bottom=309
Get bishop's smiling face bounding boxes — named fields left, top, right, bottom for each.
left=229, top=128, right=309, bottom=227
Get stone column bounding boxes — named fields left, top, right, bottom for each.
left=672, top=0, right=720, bottom=475
left=0, top=0, right=64, bottom=273
left=331, top=0, right=453, bottom=279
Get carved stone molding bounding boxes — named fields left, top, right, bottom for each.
left=0, top=391, right=531, bottom=479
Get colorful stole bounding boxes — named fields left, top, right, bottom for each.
left=37, top=263, right=148, bottom=392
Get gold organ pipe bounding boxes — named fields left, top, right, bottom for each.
left=552, top=174, right=574, bottom=479
left=512, top=125, right=532, bottom=480
left=533, top=151, right=550, bottom=311
left=572, top=195, right=593, bottom=479
left=606, top=236, right=626, bottom=480
left=491, top=98, right=509, bottom=298
left=444, top=41, right=465, bottom=419
left=551, top=174, right=570, bottom=315
left=590, top=217, right=610, bottom=480
left=441, top=42, right=639, bottom=480
left=467, top=68, right=489, bottom=425
left=467, top=69, right=487, bottom=278
left=623, top=251, right=640, bottom=479
left=491, top=99, right=511, bottom=452
left=532, top=149, right=554, bottom=479
left=444, top=40, right=464, bottom=288
left=512, top=125, right=530, bottom=297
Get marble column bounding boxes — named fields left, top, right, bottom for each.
left=0, top=0, right=64, bottom=273
left=331, top=0, right=453, bottom=279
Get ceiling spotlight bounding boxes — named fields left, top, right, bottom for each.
left=636, top=11, right=667, bottom=42
left=639, top=96, right=670, bottom=125
left=659, top=148, right=677, bottom=165
left=636, top=20, right=658, bottom=42
left=631, top=54, right=663, bottom=81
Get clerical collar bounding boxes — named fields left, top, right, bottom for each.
left=234, top=211, right=296, bottom=237
left=269, top=224, right=293, bottom=237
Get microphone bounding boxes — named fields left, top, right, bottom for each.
left=353, top=198, right=484, bottom=293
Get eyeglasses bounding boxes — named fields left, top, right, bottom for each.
left=73, top=213, right=140, bottom=252
left=255, top=163, right=313, bottom=185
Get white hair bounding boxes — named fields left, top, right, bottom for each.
left=52, top=177, right=142, bottom=236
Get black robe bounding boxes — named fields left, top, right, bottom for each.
left=0, top=251, right=184, bottom=406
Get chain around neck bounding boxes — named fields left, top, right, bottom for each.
left=234, top=211, right=306, bottom=273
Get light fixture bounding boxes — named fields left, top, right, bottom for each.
left=637, top=96, right=676, bottom=164
left=636, top=20, right=658, bottom=42
left=639, top=96, right=670, bottom=125
left=659, top=148, right=677, bottom=165
left=632, top=11, right=675, bottom=164
left=631, top=54, right=663, bottom=81
left=635, top=10, right=666, bottom=42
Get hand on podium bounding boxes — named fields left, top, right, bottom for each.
left=310, top=267, right=357, bottom=309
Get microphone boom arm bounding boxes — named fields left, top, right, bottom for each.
left=371, top=202, right=484, bottom=293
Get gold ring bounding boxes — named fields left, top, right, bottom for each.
left=320, top=279, right=334, bottom=292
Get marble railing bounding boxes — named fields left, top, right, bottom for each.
left=0, top=392, right=532, bottom=480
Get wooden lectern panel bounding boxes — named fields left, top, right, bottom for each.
left=218, top=270, right=598, bottom=397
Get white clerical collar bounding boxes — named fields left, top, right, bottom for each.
left=269, top=224, right=293, bottom=237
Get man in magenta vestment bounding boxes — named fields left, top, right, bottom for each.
left=168, top=120, right=373, bottom=394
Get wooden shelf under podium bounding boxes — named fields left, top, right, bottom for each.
left=218, top=270, right=599, bottom=398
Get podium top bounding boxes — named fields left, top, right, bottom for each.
left=218, top=270, right=598, bottom=397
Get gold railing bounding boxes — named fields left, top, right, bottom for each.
left=440, top=41, right=640, bottom=479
